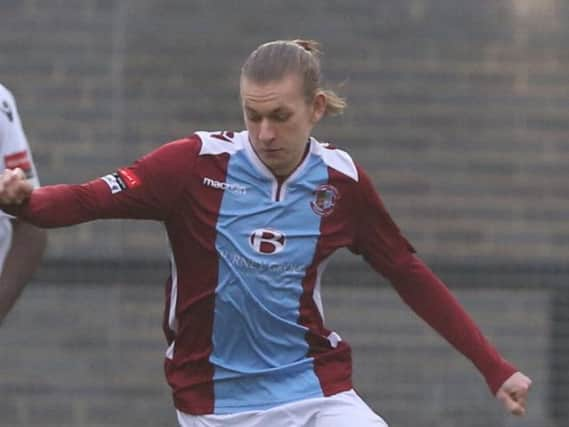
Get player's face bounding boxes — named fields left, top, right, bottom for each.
left=241, top=74, right=325, bottom=177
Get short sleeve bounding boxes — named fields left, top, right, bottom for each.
left=0, top=84, right=40, bottom=188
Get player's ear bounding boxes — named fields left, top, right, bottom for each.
left=311, top=91, right=326, bottom=124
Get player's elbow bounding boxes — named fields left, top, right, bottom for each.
left=383, top=251, right=421, bottom=282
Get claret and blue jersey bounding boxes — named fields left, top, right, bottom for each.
left=139, top=130, right=411, bottom=415
left=10, top=129, right=518, bottom=415
left=10, top=129, right=416, bottom=414
left=161, top=130, right=373, bottom=414
left=7, top=132, right=516, bottom=415
left=196, top=131, right=359, bottom=413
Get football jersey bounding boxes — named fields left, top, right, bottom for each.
left=10, top=129, right=516, bottom=415
left=0, top=84, right=40, bottom=272
left=92, top=130, right=414, bottom=414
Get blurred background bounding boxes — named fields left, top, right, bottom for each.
left=1, top=0, right=568, bottom=426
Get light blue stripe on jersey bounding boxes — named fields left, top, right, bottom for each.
left=211, top=148, right=328, bottom=413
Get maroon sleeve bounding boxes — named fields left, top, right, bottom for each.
left=7, top=136, right=201, bottom=227
left=388, top=255, right=517, bottom=394
left=352, top=165, right=517, bottom=394
left=351, top=166, right=416, bottom=277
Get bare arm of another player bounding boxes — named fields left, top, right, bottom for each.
left=0, top=219, right=46, bottom=323
left=0, top=168, right=45, bottom=323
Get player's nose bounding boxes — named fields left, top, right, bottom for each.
left=258, top=119, right=276, bottom=143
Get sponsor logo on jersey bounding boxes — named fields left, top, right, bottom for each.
left=4, top=151, right=33, bottom=179
left=102, top=168, right=141, bottom=194
left=310, top=184, right=339, bottom=216
left=101, top=173, right=127, bottom=194
left=249, top=228, right=286, bottom=255
left=1, top=100, right=13, bottom=122
left=203, top=177, right=247, bottom=195
left=218, top=248, right=304, bottom=273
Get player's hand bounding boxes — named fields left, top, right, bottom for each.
left=495, top=371, right=532, bottom=416
left=0, top=168, right=33, bottom=205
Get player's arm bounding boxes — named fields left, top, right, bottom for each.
left=0, top=85, right=47, bottom=323
left=384, top=255, right=531, bottom=415
left=351, top=166, right=532, bottom=416
left=0, top=219, right=46, bottom=324
left=0, top=137, right=201, bottom=227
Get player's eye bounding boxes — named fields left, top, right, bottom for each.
left=272, top=113, right=291, bottom=122
left=247, top=113, right=262, bottom=122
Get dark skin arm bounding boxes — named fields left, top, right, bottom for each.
left=0, top=218, right=47, bottom=323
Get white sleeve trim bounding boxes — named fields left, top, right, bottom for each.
left=311, top=139, right=359, bottom=182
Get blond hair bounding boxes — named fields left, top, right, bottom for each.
left=241, top=39, right=346, bottom=116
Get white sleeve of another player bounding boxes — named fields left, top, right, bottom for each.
left=0, top=84, right=40, bottom=189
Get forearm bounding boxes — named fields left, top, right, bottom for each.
left=2, top=181, right=110, bottom=228
left=387, top=255, right=517, bottom=394
left=0, top=220, right=47, bottom=322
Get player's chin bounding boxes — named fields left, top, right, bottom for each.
left=260, top=154, right=285, bottom=169
left=260, top=148, right=284, bottom=159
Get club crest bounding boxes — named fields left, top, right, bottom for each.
left=310, top=184, right=339, bottom=216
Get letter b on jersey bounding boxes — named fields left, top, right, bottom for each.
left=249, top=229, right=286, bottom=255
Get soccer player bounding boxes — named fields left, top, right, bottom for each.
left=0, top=40, right=531, bottom=426
left=0, top=83, right=46, bottom=324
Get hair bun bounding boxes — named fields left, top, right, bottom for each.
left=292, top=39, right=321, bottom=56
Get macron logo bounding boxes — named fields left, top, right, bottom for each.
left=203, top=177, right=247, bottom=195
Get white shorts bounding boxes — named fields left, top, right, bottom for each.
left=176, top=389, right=388, bottom=427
